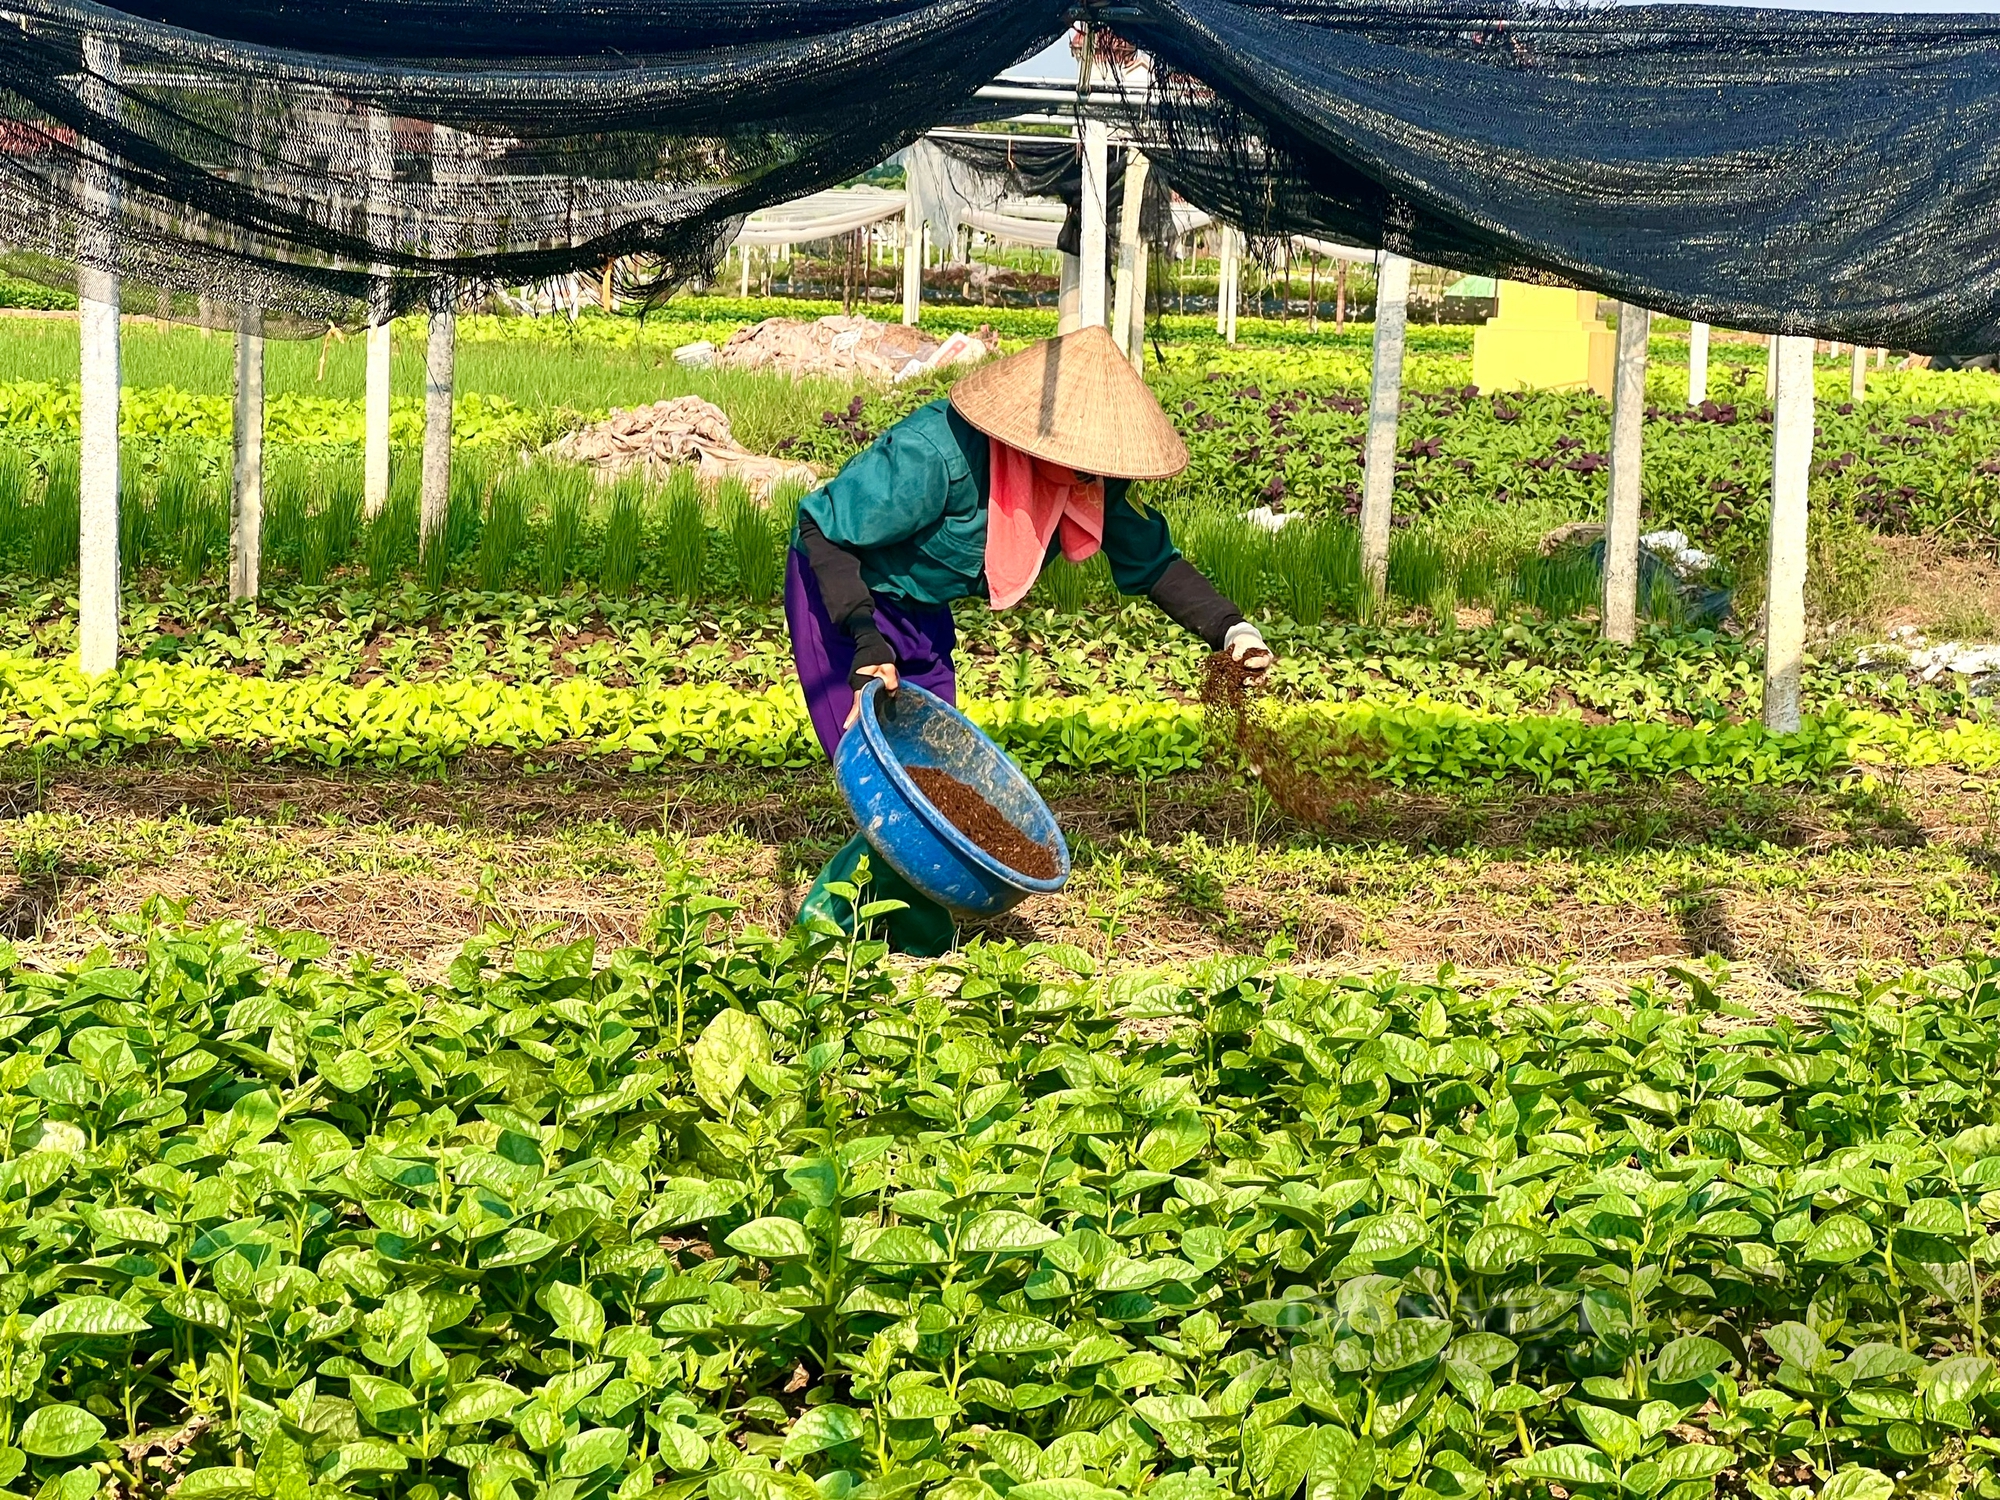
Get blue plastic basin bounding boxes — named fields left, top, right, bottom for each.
left=833, top=679, right=1071, bottom=916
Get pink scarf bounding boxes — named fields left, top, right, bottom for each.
left=984, top=442, right=1106, bottom=610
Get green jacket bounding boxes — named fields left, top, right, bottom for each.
left=796, top=399, right=1181, bottom=609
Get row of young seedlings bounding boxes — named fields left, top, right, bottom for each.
left=1049, top=511, right=1613, bottom=628
left=0, top=443, right=806, bottom=601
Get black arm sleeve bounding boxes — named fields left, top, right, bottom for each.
left=1150, top=558, right=1245, bottom=651
left=798, top=514, right=897, bottom=685
left=797, top=513, right=877, bottom=629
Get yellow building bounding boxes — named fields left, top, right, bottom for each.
left=1471, top=281, right=1615, bottom=397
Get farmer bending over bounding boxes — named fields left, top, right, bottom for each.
left=788, top=324, right=1274, bottom=954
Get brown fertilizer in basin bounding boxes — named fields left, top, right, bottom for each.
left=906, top=765, right=1060, bottom=880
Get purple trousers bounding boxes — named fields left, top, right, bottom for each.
left=785, top=549, right=958, bottom=760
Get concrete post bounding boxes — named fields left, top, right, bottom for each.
left=77, top=33, right=121, bottom=676
left=1602, top=304, right=1651, bottom=644
left=1764, top=334, right=1815, bottom=734
left=230, top=306, right=264, bottom=600
left=1111, top=150, right=1149, bottom=358
left=1360, top=253, right=1412, bottom=599
left=421, top=304, right=455, bottom=555
left=902, top=215, right=924, bottom=326
left=1850, top=341, right=1866, bottom=404
left=1687, top=321, right=1709, bottom=407
left=1079, top=119, right=1109, bottom=328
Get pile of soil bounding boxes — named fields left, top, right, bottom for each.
left=1202, top=652, right=1374, bottom=828
left=907, top=765, right=1060, bottom=880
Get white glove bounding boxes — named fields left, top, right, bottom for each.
left=1223, top=621, right=1274, bottom=670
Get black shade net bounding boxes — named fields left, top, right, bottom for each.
left=4, top=0, right=2000, bottom=350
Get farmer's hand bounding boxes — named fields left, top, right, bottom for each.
left=845, top=662, right=900, bottom=729
left=1223, top=621, right=1275, bottom=674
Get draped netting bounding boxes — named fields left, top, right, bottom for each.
left=0, top=0, right=1064, bottom=327
left=5, top=0, right=2000, bottom=349
left=1120, top=0, right=2000, bottom=353
left=906, top=133, right=1178, bottom=257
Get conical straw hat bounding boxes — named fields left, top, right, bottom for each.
left=949, top=325, right=1189, bottom=481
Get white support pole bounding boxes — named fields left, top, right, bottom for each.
left=421, top=304, right=455, bottom=555
left=77, top=33, right=121, bottom=677
left=1687, top=321, right=1710, bottom=407
left=1216, top=235, right=1232, bottom=344
left=1110, top=149, right=1149, bottom=358
left=1850, top=341, right=1866, bottom=404
left=365, top=321, right=392, bottom=516
left=1764, top=334, right=1815, bottom=734
left=1221, top=228, right=1241, bottom=344
left=364, top=106, right=393, bottom=517
left=228, top=77, right=263, bottom=602
left=902, top=214, right=924, bottom=326
left=1763, top=335, right=1776, bottom=400
left=1602, top=304, right=1651, bottom=644
left=1079, top=118, right=1109, bottom=328
left=1128, top=236, right=1149, bottom=376
left=739, top=243, right=751, bottom=298
left=230, top=306, right=264, bottom=600
left=1215, top=231, right=1230, bottom=338
left=1056, top=252, right=1081, bottom=336
left=1360, top=253, right=1412, bottom=600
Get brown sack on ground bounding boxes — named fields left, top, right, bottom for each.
left=546, top=395, right=819, bottom=498
left=716, top=315, right=997, bottom=381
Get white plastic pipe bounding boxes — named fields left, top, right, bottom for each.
left=230, top=306, right=264, bottom=600
left=1687, top=321, right=1710, bottom=407
left=902, top=216, right=924, bottom=326
left=1764, top=335, right=1815, bottom=734
left=1850, top=342, right=1866, bottom=404
left=1360, top=253, right=1412, bottom=600
left=1110, top=150, right=1149, bottom=358
left=1602, top=304, right=1651, bottom=644
left=421, top=305, right=455, bottom=553
left=1079, top=119, right=1109, bottom=328
left=77, top=33, right=121, bottom=677
left=1763, top=335, right=1776, bottom=400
